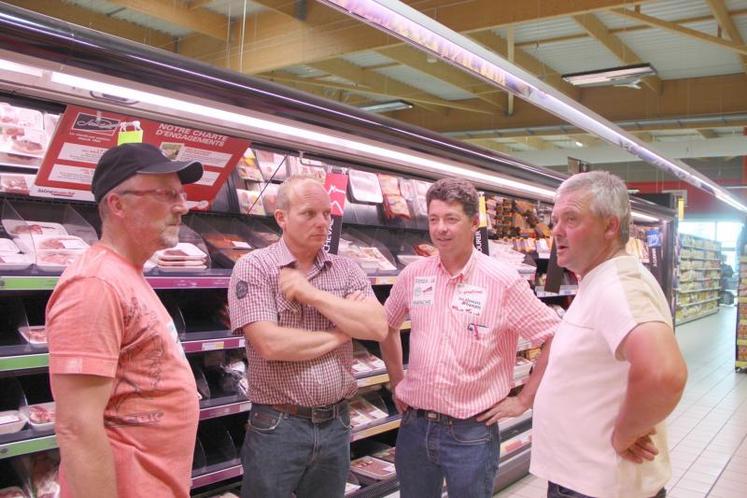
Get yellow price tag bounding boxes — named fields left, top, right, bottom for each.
left=478, top=195, right=488, bottom=228
left=117, top=121, right=143, bottom=145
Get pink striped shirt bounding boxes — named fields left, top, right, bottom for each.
left=385, top=249, right=559, bottom=418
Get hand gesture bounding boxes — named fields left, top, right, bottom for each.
left=476, top=396, right=528, bottom=426
left=612, top=428, right=659, bottom=464
left=278, top=267, right=317, bottom=304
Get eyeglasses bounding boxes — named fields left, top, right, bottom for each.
left=118, top=188, right=188, bottom=203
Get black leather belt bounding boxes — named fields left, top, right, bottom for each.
left=265, top=400, right=348, bottom=424
left=413, top=409, right=475, bottom=424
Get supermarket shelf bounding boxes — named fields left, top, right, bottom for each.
left=191, top=462, right=242, bottom=489
left=351, top=415, right=401, bottom=442
left=680, top=243, right=720, bottom=251
left=677, top=287, right=720, bottom=294
left=0, top=273, right=233, bottom=291
left=534, top=285, right=578, bottom=298
left=0, top=352, right=49, bottom=372
left=678, top=278, right=719, bottom=283
left=0, top=432, right=56, bottom=460
left=182, top=334, right=245, bottom=353
left=680, top=256, right=720, bottom=262
left=676, top=309, right=719, bottom=326
left=356, top=372, right=390, bottom=388
left=199, top=397, right=252, bottom=421
left=677, top=297, right=720, bottom=308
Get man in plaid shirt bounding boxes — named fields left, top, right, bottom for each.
left=229, top=175, right=387, bottom=498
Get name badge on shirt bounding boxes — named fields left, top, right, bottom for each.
left=412, top=276, right=436, bottom=306
left=451, top=283, right=487, bottom=316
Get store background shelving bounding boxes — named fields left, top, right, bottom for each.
left=675, top=233, right=722, bottom=326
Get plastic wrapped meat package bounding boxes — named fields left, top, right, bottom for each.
left=18, top=325, right=46, bottom=347
left=0, top=410, right=27, bottom=435
left=22, top=402, right=55, bottom=431
left=151, top=242, right=208, bottom=272
left=348, top=170, right=383, bottom=204
left=348, top=397, right=388, bottom=428
left=351, top=342, right=386, bottom=375
left=290, top=159, right=327, bottom=182
left=0, top=238, right=31, bottom=271
left=338, top=238, right=396, bottom=274
left=0, top=173, right=35, bottom=195
left=344, top=482, right=361, bottom=495
left=203, top=233, right=253, bottom=265
left=260, top=183, right=279, bottom=214
left=27, top=451, right=60, bottom=498
left=413, top=243, right=438, bottom=258
left=236, top=149, right=263, bottom=182
left=2, top=220, right=67, bottom=238
left=350, top=456, right=396, bottom=480
left=12, top=233, right=89, bottom=272
left=372, top=446, right=396, bottom=463
left=236, top=189, right=266, bottom=216
left=254, top=150, right=289, bottom=181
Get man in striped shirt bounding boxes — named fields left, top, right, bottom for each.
left=381, top=177, right=560, bottom=498
left=229, top=175, right=388, bottom=498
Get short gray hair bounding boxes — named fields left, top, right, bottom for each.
left=556, top=171, right=630, bottom=244
left=276, top=175, right=324, bottom=211
left=426, top=177, right=479, bottom=217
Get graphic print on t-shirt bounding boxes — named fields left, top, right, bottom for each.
left=106, top=296, right=167, bottom=427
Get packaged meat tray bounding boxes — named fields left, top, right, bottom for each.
left=372, top=446, right=396, bottom=463
left=0, top=486, right=27, bottom=498
left=255, top=150, right=289, bottom=181
left=383, top=194, right=411, bottom=220
left=0, top=410, right=27, bottom=435
left=0, top=173, right=35, bottom=194
left=260, top=183, right=280, bottom=214
left=30, top=235, right=89, bottom=252
left=376, top=174, right=401, bottom=196
left=0, top=237, right=19, bottom=253
left=344, top=482, right=361, bottom=495
left=349, top=398, right=388, bottom=428
left=18, top=325, right=47, bottom=347
left=2, top=220, right=67, bottom=237
left=154, top=243, right=207, bottom=261
left=396, top=254, right=424, bottom=266
left=23, top=402, right=55, bottom=431
left=350, top=456, right=396, bottom=480
left=237, top=149, right=264, bottom=181
left=338, top=239, right=396, bottom=273
left=236, top=188, right=266, bottom=216
left=348, top=170, right=383, bottom=204
left=203, top=233, right=253, bottom=251
left=35, top=251, right=81, bottom=272
left=29, top=451, right=60, bottom=498
left=413, top=243, right=438, bottom=257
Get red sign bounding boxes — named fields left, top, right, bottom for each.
left=33, top=105, right=250, bottom=203
left=324, top=173, right=349, bottom=216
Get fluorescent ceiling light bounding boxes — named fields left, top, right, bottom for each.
left=562, top=64, right=657, bottom=88
left=48, top=71, right=555, bottom=199
left=574, top=140, right=584, bottom=147
left=0, top=59, right=43, bottom=78
left=317, top=0, right=747, bottom=214
left=358, top=100, right=412, bottom=113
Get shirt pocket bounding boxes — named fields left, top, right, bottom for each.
left=277, top=295, right=303, bottom=329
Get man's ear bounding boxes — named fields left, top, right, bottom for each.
left=105, top=192, right=126, bottom=220
left=275, top=209, right=286, bottom=230
left=605, top=215, right=621, bottom=241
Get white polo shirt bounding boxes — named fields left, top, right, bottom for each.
left=531, top=255, right=672, bottom=498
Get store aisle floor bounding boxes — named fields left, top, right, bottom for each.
left=494, top=305, right=747, bottom=498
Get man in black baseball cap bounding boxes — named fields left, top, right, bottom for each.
left=91, top=142, right=203, bottom=202
left=47, top=141, right=203, bottom=498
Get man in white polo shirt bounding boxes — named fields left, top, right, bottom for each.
left=531, top=171, right=688, bottom=498
left=380, top=177, right=560, bottom=498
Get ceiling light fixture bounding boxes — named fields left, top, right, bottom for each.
left=562, top=63, right=657, bottom=88
left=317, top=0, right=747, bottom=214
left=358, top=99, right=413, bottom=113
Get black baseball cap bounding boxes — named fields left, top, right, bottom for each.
left=92, top=142, right=204, bottom=202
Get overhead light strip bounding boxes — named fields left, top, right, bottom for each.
left=317, top=0, right=747, bottom=214
left=47, top=71, right=556, bottom=199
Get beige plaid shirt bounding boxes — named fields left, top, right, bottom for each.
left=229, top=238, right=374, bottom=406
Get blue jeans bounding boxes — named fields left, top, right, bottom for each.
left=240, top=404, right=351, bottom=498
left=395, top=409, right=501, bottom=498
left=547, top=482, right=667, bottom=498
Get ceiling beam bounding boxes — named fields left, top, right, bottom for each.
left=463, top=138, right=512, bottom=154
left=469, top=31, right=581, bottom=99
left=107, top=0, right=229, bottom=41
left=705, top=0, right=747, bottom=74
left=697, top=128, right=719, bottom=139
left=4, top=0, right=177, bottom=50
left=376, top=46, right=507, bottom=111
left=388, top=73, right=747, bottom=134
left=188, top=0, right=215, bottom=9
left=609, top=8, right=747, bottom=57
left=308, top=59, right=497, bottom=114
left=572, top=13, right=662, bottom=94
left=522, top=136, right=553, bottom=150
left=182, top=0, right=646, bottom=74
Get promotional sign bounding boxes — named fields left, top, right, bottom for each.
left=323, top=172, right=349, bottom=255
left=474, top=194, right=489, bottom=255
left=32, top=105, right=250, bottom=203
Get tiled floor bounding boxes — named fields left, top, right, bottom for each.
left=495, top=305, right=747, bottom=498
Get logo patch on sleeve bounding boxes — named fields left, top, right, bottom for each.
left=236, top=280, right=249, bottom=299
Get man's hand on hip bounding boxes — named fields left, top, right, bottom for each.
left=279, top=267, right=319, bottom=304
left=612, top=427, right=659, bottom=464
left=476, top=396, right=529, bottom=426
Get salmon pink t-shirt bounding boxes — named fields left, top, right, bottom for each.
left=46, top=244, right=199, bottom=498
